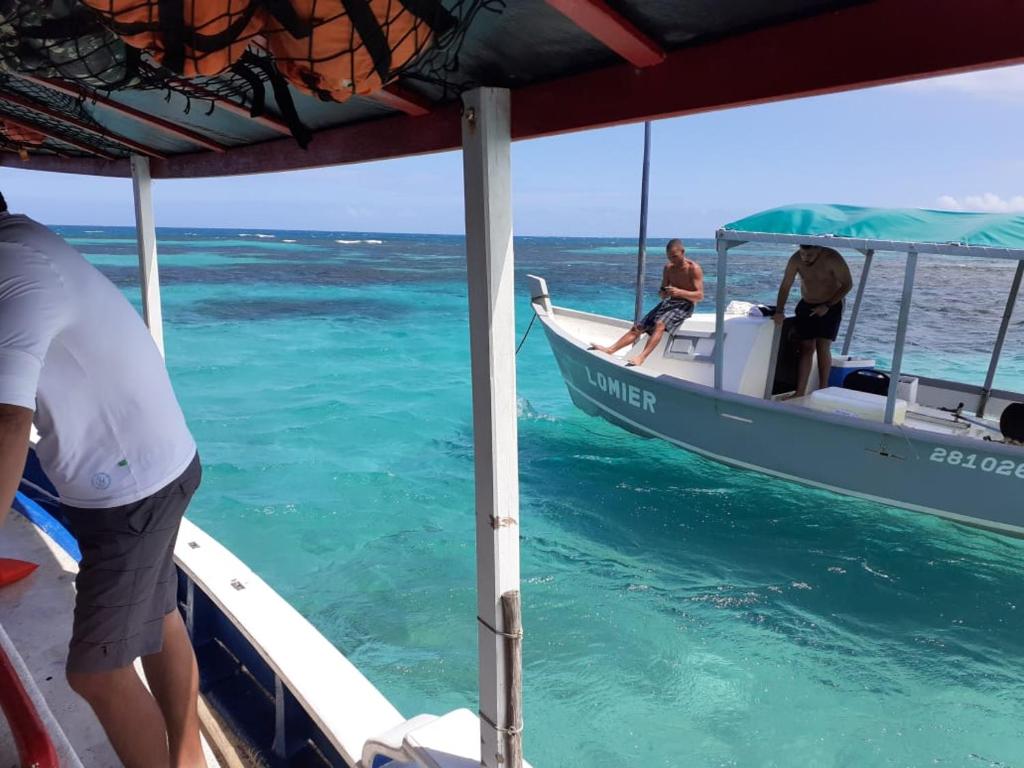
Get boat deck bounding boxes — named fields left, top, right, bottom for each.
left=0, top=508, right=222, bottom=767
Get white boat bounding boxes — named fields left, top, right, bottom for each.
left=531, top=204, right=1024, bottom=537
left=2, top=1, right=1023, bottom=765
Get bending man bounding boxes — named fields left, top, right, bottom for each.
left=774, top=244, right=853, bottom=397
left=592, top=239, right=704, bottom=367
left=0, top=194, right=207, bottom=768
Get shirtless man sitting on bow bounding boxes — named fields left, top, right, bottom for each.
left=591, top=239, right=704, bottom=367
left=774, top=244, right=853, bottom=397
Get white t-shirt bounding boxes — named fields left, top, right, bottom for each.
left=0, top=214, right=196, bottom=508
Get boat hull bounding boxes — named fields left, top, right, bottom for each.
left=539, top=310, right=1024, bottom=536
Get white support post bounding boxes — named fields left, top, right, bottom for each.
left=978, top=259, right=1024, bottom=418
left=885, top=251, right=917, bottom=424
left=841, top=249, right=873, bottom=356
left=131, top=154, right=164, bottom=355
left=714, top=239, right=728, bottom=391
left=461, top=87, right=523, bottom=768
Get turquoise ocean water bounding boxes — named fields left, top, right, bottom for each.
left=63, top=226, right=1024, bottom=767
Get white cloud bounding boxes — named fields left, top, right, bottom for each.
left=936, top=193, right=1024, bottom=213
left=899, top=64, right=1024, bottom=102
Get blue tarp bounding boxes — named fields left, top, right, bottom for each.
left=722, top=204, right=1024, bottom=252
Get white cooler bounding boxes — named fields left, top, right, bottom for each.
left=897, top=375, right=919, bottom=405
left=805, top=386, right=907, bottom=425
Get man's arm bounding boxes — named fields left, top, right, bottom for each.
left=0, top=405, right=32, bottom=526
left=658, top=265, right=670, bottom=299
left=668, top=264, right=705, bottom=302
left=774, top=256, right=799, bottom=322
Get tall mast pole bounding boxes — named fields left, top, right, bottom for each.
left=633, top=121, right=652, bottom=324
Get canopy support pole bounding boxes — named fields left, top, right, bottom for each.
left=461, top=87, right=523, bottom=768
left=714, top=239, right=728, bottom=391
left=632, top=121, right=652, bottom=325
left=131, top=155, right=164, bottom=356
left=978, top=259, right=1024, bottom=418
left=885, top=251, right=917, bottom=424
left=841, top=248, right=873, bottom=356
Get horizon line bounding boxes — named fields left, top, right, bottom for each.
left=49, top=222, right=710, bottom=241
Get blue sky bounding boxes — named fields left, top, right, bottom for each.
left=5, top=65, right=1024, bottom=238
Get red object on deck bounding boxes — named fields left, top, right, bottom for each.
left=0, top=558, right=38, bottom=587
left=0, top=643, right=59, bottom=768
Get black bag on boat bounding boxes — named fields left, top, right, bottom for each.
left=0, top=0, right=140, bottom=89
left=842, top=369, right=890, bottom=396
left=1000, top=402, right=1024, bottom=443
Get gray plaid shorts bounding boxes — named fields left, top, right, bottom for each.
left=637, top=298, right=694, bottom=335
left=61, top=454, right=201, bottom=673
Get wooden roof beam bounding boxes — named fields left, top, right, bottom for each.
left=544, top=0, right=665, bottom=68
left=18, top=76, right=228, bottom=153
left=0, top=89, right=167, bottom=159
left=0, top=112, right=117, bottom=160
left=364, top=83, right=432, bottom=116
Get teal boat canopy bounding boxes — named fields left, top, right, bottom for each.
left=720, top=204, right=1024, bottom=257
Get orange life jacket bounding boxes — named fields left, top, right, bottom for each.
left=80, top=0, right=265, bottom=77
left=0, top=121, right=46, bottom=146
left=264, top=0, right=432, bottom=101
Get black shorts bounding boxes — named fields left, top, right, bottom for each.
left=794, top=300, right=843, bottom=341
left=61, top=454, right=201, bottom=673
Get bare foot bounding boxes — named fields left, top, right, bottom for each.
left=626, top=356, right=644, bottom=367
left=780, top=392, right=803, bottom=401
left=588, top=344, right=612, bottom=354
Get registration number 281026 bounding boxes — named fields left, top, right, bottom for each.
left=929, top=448, right=1024, bottom=478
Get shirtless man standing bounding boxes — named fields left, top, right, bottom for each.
left=774, top=245, right=853, bottom=397
left=591, top=239, right=704, bottom=367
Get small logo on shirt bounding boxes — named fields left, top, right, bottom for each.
left=91, top=472, right=112, bottom=490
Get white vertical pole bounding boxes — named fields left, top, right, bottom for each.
left=461, top=87, right=522, bottom=768
left=714, top=239, right=728, bottom=391
left=977, top=259, right=1023, bottom=418
left=131, top=154, right=164, bottom=355
left=841, top=249, right=873, bottom=356
left=885, top=251, right=917, bottom=425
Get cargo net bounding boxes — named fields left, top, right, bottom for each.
left=74, top=0, right=494, bottom=99
left=0, top=0, right=498, bottom=150
left=0, top=0, right=142, bottom=89
left=0, top=72, right=129, bottom=157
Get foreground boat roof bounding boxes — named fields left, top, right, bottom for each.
left=720, top=204, right=1024, bottom=260
left=1, top=0, right=1023, bottom=179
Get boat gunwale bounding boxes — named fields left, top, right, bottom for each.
left=171, top=518, right=405, bottom=766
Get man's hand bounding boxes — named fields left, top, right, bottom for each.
left=810, top=304, right=830, bottom=317
left=773, top=310, right=785, bottom=325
